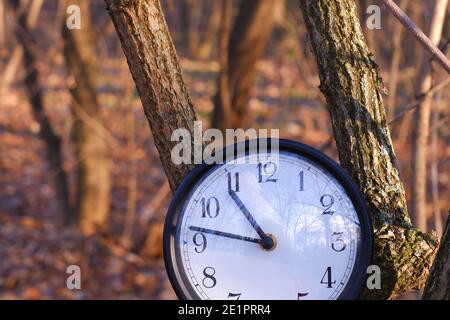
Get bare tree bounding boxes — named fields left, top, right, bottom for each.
left=299, top=0, right=438, bottom=299
left=14, top=0, right=71, bottom=220
left=411, top=0, right=449, bottom=232
left=211, top=0, right=284, bottom=132
left=62, top=0, right=111, bottom=234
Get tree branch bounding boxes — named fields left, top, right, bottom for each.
left=381, top=0, right=450, bottom=74
left=388, top=77, right=450, bottom=125
left=104, top=0, right=197, bottom=191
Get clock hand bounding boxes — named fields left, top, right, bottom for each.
left=189, top=226, right=262, bottom=244
left=228, top=190, right=275, bottom=250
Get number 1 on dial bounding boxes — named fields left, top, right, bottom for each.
left=227, top=172, right=240, bottom=192
left=299, top=171, right=305, bottom=191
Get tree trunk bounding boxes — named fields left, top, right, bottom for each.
left=122, top=102, right=137, bottom=248
left=211, top=0, right=283, bottom=132
left=0, top=0, right=5, bottom=50
left=411, top=0, right=448, bottom=232
left=15, top=0, right=72, bottom=220
left=196, top=0, right=222, bottom=60
left=299, top=0, right=438, bottom=299
left=62, top=0, right=111, bottom=234
left=430, top=93, right=443, bottom=236
left=395, top=0, right=427, bottom=146
left=180, top=0, right=221, bottom=59
left=104, top=0, right=196, bottom=192
left=282, top=8, right=315, bottom=88
left=213, top=0, right=233, bottom=133
left=182, top=0, right=201, bottom=56
left=423, top=214, right=450, bottom=299
left=0, top=0, right=43, bottom=103
left=386, top=0, right=409, bottom=121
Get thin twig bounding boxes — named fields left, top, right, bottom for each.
left=71, top=99, right=120, bottom=148
left=319, top=136, right=334, bottom=151
left=381, top=0, right=450, bottom=74
left=389, top=77, right=450, bottom=125
left=139, top=180, right=171, bottom=226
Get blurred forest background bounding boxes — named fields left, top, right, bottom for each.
left=0, top=0, right=448, bottom=299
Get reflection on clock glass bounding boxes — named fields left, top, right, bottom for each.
left=175, top=151, right=362, bottom=300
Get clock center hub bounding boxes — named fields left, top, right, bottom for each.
left=261, top=233, right=277, bottom=251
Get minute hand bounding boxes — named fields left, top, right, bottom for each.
left=228, top=190, right=268, bottom=240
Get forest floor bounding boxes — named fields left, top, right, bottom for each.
left=0, top=56, right=448, bottom=299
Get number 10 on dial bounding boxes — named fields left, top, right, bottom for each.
left=164, top=139, right=373, bottom=300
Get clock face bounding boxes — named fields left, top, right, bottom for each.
left=164, top=140, right=372, bottom=300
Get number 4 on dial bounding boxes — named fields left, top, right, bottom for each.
left=321, top=267, right=336, bottom=288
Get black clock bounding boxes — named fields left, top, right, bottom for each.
left=164, top=139, right=373, bottom=300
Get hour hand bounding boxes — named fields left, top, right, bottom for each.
left=189, top=226, right=262, bottom=244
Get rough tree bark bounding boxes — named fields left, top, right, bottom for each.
left=211, top=0, right=284, bottom=132
left=15, top=0, right=72, bottom=220
left=411, top=0, right=448, bottom=232
left=104, top=0, right=196, bottom=192
left=299, top=0, right=438, bottom=299
left=423, top=214, right=450, bottom=299
left=62, top=0, right=111, bottom=233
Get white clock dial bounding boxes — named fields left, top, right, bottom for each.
left=165, top=142, right=372, bottom=300
left=164, top=140, right=373, bottom=300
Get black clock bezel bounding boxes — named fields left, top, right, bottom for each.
left=163, top=138, right=373, bottom=300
